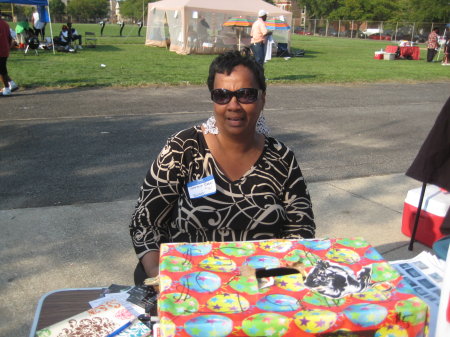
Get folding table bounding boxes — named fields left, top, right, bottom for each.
left=28, top=287, right=104, bottom=337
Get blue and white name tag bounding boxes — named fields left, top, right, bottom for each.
left=187, top=175, right=216, bottom=199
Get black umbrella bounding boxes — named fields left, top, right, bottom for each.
left=406, top=96, right=450, bottom=250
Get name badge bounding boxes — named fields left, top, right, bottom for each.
left=187, top=175, right=216, bottom=199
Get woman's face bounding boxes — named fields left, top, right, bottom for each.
left=213, top=65, right=265, bottom=138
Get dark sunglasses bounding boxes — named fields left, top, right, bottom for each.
left=211, top=88, right=260, bottom=105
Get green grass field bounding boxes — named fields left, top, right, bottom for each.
left=7, top=23, right=450, bottom=89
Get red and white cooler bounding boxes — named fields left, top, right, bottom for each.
left=402, top=184, right=450, bottom=247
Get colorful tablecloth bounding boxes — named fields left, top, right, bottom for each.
left=385, top=45, right=421, bottom=60
left=158, top=238, right=429, bottom=337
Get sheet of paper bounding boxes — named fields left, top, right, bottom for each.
left=390, top=251, right=445, bottom=337
left=89, top=293, right=145, bottom=317
left=435, top=247, right=450, bottom=337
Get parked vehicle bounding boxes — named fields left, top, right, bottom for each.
left=369, top=34, right=392, bottom=41
left=413, top=34, right=428, bottom=43
left=360, top=28, right=381, bottom=37
left=346, top=30, right=359, bottom=37
left=318, top=27, right=338, bottom=37
left=294, top=26, right=312, bottom=35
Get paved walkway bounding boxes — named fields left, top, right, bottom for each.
left=2, top=82, right=448, bottom=337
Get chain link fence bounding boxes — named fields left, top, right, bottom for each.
left=294, top=19, right=448, bottom=43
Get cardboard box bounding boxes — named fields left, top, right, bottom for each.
left=158, top=238, right=429, bottom=337
left=402, top=184, right=450, bottom=247
left=384, top=53, right=395, bottom=60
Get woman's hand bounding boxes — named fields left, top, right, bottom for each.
left=141, top=251, right=160, bottom=278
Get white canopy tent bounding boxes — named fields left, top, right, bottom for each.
left=145, top=0, right=292, bottom=55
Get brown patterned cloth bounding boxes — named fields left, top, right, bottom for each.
left=130, top=126, right=315, bottom=258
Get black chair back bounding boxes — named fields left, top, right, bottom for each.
left=27, top=36, right=40, bottom=49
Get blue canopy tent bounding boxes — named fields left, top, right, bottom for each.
left=0, top=0, right=55, bottom=53
left=1, top=0, right=47, bottom=4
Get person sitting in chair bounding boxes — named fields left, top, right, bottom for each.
left=130, top=51, right=315, bottom=284
left=53, top=25, right=72, bottom=51
left=67, top=22, right=82, bottom=49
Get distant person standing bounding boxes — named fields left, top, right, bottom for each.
left=0, top=11, right=19, bottom=96
left=31, top=7, right=44, bottom=40
left=197, top=16, right=210, bottom=42
left=251, top=9, right=272, bottom=66
left=426, top=27, right=440, bottom=62
left=442, top=32, right=450, bottom=66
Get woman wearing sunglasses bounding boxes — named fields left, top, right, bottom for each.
left=130, top=51, right=315, bottom=284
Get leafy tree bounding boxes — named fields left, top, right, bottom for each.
left=297, top=0, right=448, bottom=22
left=391, top=0, right=414, bottom=21
left=368, top=0, right=400, bottom=21
left=328, top=0, right=399, bottom=21
left=67, top=0, right=108, bottom=22
left=0, top=3, right=22, bottom=20
left=120, top=0, right=157, bottom=21
left=49, top=0, right=66, bottom=22
left=327, top=0, right=365, bottom=20
left=297, top=0, right=340, bottom=19
left=398, top=0, right=449, bottom=23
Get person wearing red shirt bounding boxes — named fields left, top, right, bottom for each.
left=0, top=11, right=19, bottom=96
left=426, top=27, right=440, bottom=62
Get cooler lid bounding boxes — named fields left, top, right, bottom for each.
left=405, top=184, right=450, bottom=217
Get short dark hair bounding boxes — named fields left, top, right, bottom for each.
left=207, top=51, right=266, bottom=92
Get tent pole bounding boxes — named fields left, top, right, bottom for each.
left=239, top=31, right=241, bottom=51
left=45, top=5, right=55, bottom=54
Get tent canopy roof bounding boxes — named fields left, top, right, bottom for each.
left=150, top=0, right=291, bottom=17
left=0, top=0, right=48, bottom=5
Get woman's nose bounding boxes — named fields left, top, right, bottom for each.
left=227, top=96, right=241, bottom=109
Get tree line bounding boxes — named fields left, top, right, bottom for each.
left=0, top=0, right=109, bottom=22
left=119, top=0, right=448, bottom=23
left=51, top=0, right=109, bottom=22
left=298, top=0, right=448, bottom=23
left=2, top=0, right=447, bottom=23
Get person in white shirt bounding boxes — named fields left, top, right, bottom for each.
left=53, top=25, right=70, bottom=49
left=250, top=9, right=272, bottom=66
left=31, top=7, right=44, bottom=40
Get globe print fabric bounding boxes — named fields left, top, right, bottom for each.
left=158, top=238, right=429, bottom=337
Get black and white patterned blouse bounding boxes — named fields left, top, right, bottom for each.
left=130, top=126, right=315, bottom=258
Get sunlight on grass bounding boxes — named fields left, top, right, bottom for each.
left=7, top=24, right=449, bottom=89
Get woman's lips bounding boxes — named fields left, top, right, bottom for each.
left=227, top=117, right=244, bottom=126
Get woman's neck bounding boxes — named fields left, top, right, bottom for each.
left=202, top=127, right=265, bottom=181
left=214, top=131, right=263, bottom=154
